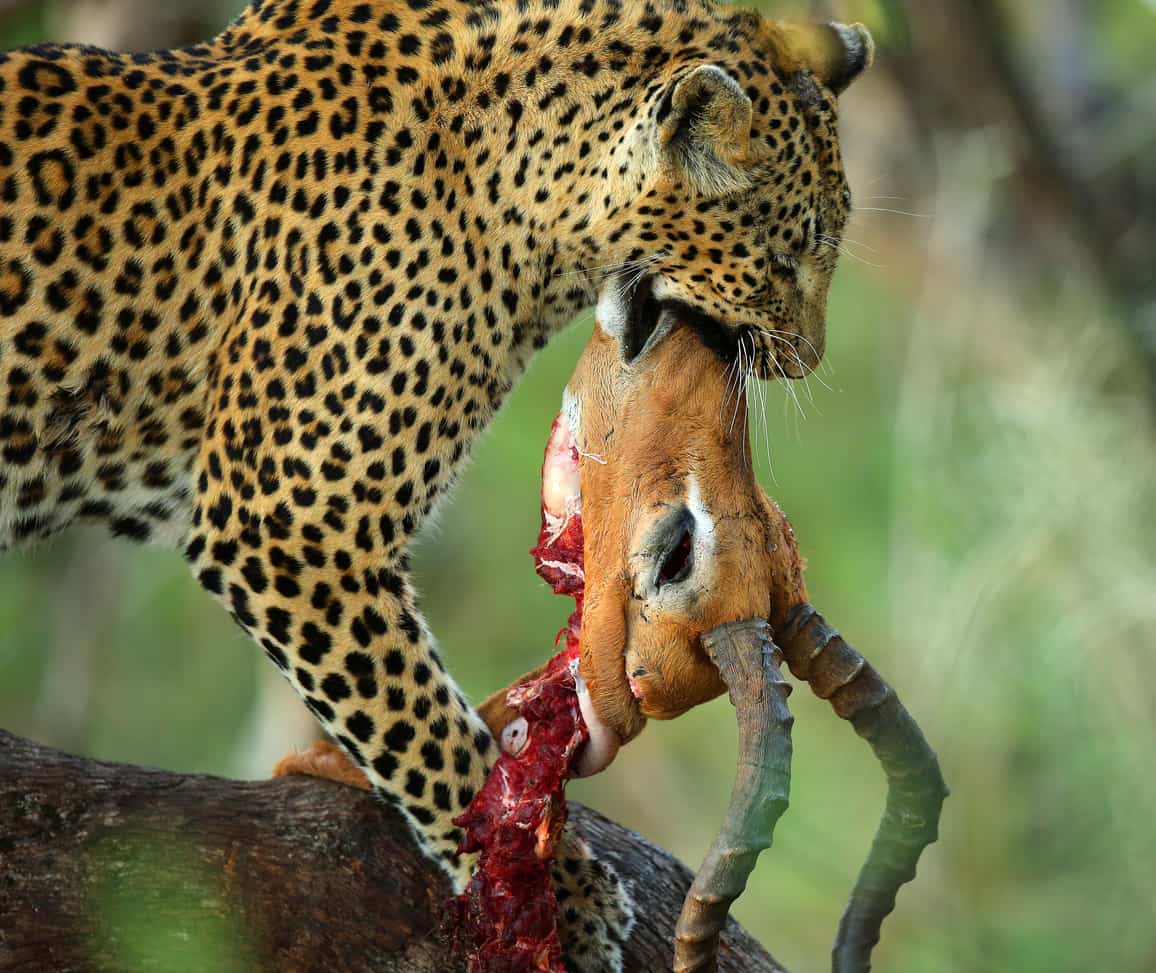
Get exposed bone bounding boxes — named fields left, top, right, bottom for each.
left=673, top=619, right=794, bottom=973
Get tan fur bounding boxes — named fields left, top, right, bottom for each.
left=570, top=322, right=807, bottom=742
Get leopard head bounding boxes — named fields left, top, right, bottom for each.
left=591, top=17, right=874, bottom=380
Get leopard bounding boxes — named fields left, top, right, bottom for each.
left=0, top=0, right=871, bottom=967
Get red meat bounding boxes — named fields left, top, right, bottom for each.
left=450, top=414, right=589, bottom=972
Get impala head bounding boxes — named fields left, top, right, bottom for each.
left=566, top=318, right=807, bottom=747
left=590, top=14, right=874, bottom=381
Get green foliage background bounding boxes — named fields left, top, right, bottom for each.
left=2, top=2, right=1155, bottom=970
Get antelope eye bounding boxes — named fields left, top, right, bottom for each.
left=643, top=506, right=697, bottom=593
left=657, top=524, right=694, bottom=588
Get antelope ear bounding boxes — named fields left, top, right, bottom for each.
left=778, top=21, right=875, bottom=95
left=657, top=65, right=753, bottom=191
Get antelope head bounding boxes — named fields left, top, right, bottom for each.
left=496, top=315, right=943, bottom=973
left=562, top=318, right=807, bottom=752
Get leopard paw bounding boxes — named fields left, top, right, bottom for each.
left=553, top=829, right=635, bottom=973
left=271, top=739, right=371, bottom=790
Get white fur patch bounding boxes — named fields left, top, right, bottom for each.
left=595, top=277, right=628, bottom=339
left=686, top=473, right=717, bottom=568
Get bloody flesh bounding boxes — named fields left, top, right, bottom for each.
left=451, top=414, right=588, bottom=973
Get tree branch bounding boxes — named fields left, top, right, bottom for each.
left=0, top=729, right=786, bottom=973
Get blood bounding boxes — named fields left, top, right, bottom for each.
left=450, top=414, right=588, bottom=972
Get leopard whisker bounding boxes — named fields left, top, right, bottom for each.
left=719, top=353, right=743, bottom=431
left=817, top=234, right=883, bottom=269
left=555, top=253, right=665, bottom=281
left=758, top=328, right=836, bottom=386
left=853, top=206, right=929, bottom=219
left=750, top=350, right=775, bottom=481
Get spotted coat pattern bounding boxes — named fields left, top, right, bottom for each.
left=0, top=0, right=866, bottom=966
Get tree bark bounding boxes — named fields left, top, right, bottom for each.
left=0, top=730, right=786, bottom=973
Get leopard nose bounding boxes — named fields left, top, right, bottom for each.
left=779, top=343, right=821, bottom=378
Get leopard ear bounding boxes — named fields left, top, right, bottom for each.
left=657, top=65, right=753, bottom=194
left=777, top=21, right=875, bottom=95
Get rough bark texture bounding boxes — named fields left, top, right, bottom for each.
left=0, top=730, right=786, bottom=973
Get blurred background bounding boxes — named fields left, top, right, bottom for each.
left=1, top=1, right=1154, bottom=970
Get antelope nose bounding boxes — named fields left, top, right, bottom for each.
left=647, top=506, right=695, bottom=591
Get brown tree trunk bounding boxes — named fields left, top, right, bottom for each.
left=0, top=730, right=786, bottom=973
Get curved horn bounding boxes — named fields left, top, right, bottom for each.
left=673, top=619, right=794, bottom=973
left=775, top=603, right=948, bottom=973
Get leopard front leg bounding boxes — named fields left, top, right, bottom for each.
left=184, top=414, right=495, bottom=886
left=185, top=353, right=632, bottom=962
